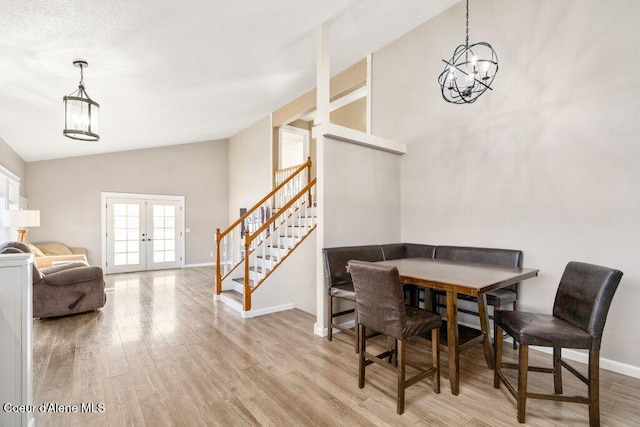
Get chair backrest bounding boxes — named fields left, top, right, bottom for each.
left=0, top=241, right=43, bottom=282
left=435, top=245, right=523, bottom=291
left=553, top=261, right=623, bottom=350
left=348, top=260, right=406, bottom=339
left=381, top=243, right=436, bottom=260
left=322, top=245, right=384, bottom=287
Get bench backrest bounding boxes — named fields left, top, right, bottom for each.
left=322, top=245, right=384, bottom=287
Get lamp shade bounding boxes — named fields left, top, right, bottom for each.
left=1, top=210, right=40, bottom=228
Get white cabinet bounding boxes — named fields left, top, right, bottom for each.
left=0, top=253, right=34, bottom=427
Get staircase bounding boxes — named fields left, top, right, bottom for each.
left=215, top=158, right=317, bottom=315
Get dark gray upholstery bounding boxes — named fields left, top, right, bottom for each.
left=381, top=243, right=436, bottom=261
left=348, top=260, right=441, bottom=415
left=349, top=261, right=441, bottom=339
left=435, top=245, right=523, bottom=292
left=496, top=261, right=622, bottom=351
left=0, top=241, right=106, bottom=319
left=323, top=245, right=384, bottom=288
left=322, top=245, right=384, bottom=350
left=494, top=261, right=623, bottom=425
left=381, top=243, right=437, bottom=307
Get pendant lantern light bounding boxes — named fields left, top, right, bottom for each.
left=63, top=60, right=100, bottom=141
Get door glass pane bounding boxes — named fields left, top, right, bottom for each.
left=113, top=202, right=140, bottom=266
left=151, top=204, right=177, bottom=265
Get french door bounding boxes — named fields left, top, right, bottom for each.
left=103, top=194, right=184, bottom=274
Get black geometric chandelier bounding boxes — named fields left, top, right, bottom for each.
left=437, top=0, right=498, bottom=104
left=63, top=60, right=100, bottom=141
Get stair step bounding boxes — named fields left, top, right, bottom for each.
left=221, top=289, right=243, bottom=302
left=268, top=244, right=292, bottom=250
left=249, top=266, right=267, bottom=274
left=232, top=277, right=255, bottom=286
left=257, top=255, right=278, bottom=261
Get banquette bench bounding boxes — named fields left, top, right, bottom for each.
left=322, top=243, right=523, bottom=349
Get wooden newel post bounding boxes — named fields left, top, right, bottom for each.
left=215, top=228, right=221, bottom=295
left=243, top=231, right=251, bottom=311
left=306, top=156, right=312, bottom=206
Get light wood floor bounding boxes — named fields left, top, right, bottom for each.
left=33, top=267, right=640, bottom=426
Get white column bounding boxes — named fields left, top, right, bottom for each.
left=314, top=22, right=330, bottom=336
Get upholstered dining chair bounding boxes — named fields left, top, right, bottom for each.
left=494, top=261, right=623, bottom=426
left=381, top=243, right=436, bottom=307
left=349, top=260, right=441, bottom=415
left=322, top=245, right=384, bottom=352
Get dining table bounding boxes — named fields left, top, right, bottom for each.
left=376, top=257, right=539, bottom=395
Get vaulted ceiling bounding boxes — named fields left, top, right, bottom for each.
left=0, top=0, right=459, bottom=162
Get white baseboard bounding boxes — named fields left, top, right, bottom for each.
left=314, top=322, right=327, bottom=337
left=184, top=262, right=215, bottom=268
left=217, top=294, right=294, bottom=319
left=242, top=303, right=294, bottom=318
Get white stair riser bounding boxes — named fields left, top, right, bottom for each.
left=249, top=269, right=265, bottom=282
left=256, top=257, right=276, bottom=270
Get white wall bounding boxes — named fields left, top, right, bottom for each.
left=252, top=232, right=316, bottom=315
left=228, top=116, right=273, bottom=223
left=0, top=137, right=26, bottom=196
left=372, top=0, right=640, bottom=371
left=315, top=133, right=402, bottom=332
left=26, top=140, right=228, bottom=265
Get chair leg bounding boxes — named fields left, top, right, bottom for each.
left=517, top=344, right=529, bottom=423
left=354, top=308, right=359, bottom=353
left=589, top=350, right=600, bottom=427
left=494, top=324, right=503, bottom=389
left=397, top=338, right=406, bottom=415
left=358, top=324, right=366, bottom=389
left=327, top=294, right=333, bottom=341
left=432, top=328, right=440, bottom=393
left=512, top=301, right=518, bottom=350
left=553, top=347, right=563, bottom=394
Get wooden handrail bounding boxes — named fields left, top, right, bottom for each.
left=218, top=157, right=311, bottom=240
left=274, top=162, right=305, bottom=176
left=247, top=178, right=316, bottom=245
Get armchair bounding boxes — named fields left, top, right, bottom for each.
left=0, top=241, right=106, bottom=318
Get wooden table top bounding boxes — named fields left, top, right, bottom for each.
left=376, top=257, right=539, bottom=296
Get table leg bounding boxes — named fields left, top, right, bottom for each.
left=478, top=293, right=494, bottom=369
left=446, top=291, right=459, bottom=395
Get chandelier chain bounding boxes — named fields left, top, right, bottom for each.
left=465, top=0, right=469, bottom=47
left=79, top=64, right=84, bottom=86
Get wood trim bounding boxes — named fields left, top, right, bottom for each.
left=272, top=58, right=367, bottom=127
left=217, top=158, right=311, bottom=240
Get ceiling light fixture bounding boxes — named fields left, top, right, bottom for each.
left=63, top=60, right=100, bottom=141
left=437, top=0, right=498, bottom=104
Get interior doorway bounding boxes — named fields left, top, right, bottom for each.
left=102, top=193, right=185, bottom=274
left=278, top=126, right=309, bottom=169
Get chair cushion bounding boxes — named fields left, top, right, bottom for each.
left=329, top=283, right=356, bottom=301
left=404, top=306, right=442, bottom=338
left=495, top=310, right=593, bottom=349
